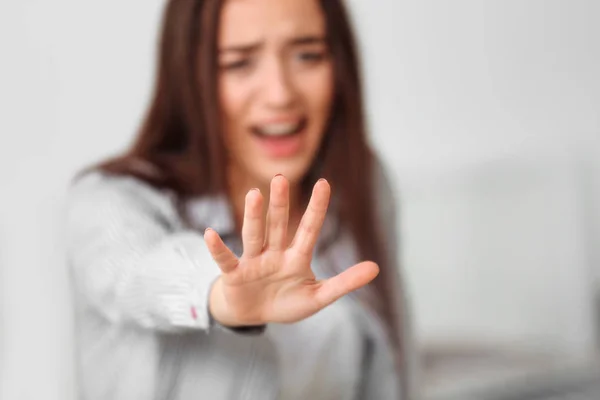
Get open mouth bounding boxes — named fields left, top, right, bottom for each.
left=250, top=118, right=308, bottom=138
left=249, top=117, right=308, bottom=158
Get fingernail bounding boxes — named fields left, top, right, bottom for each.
left=251, top=188, right=260, bottom=192
left=204, top=228, right=212, bottom=234
left=274, top=173, right=283, bottom=178
left=318, top=178, right=327, bottom=183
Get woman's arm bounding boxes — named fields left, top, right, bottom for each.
left=66, top=172, right=378, bottom=334
left=65, top=172, right=225, bottom=333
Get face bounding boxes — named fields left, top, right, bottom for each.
left=218, top=0, right=334, bottom=188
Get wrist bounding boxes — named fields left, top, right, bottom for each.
left=209, top=277, right=236, bottom=326
left=208, top=276, right=265, bottom=328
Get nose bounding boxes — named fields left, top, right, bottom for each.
left=261, top=57, right=297, bottom=110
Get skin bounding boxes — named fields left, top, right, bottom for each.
left=207, top=0, right=379, bottom=327
left=218, top=0, right=333, bottom=224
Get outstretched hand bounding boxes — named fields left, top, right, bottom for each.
left=205, top=175, right=379, bottom=327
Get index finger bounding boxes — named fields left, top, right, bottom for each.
left=290, top=179, right=330, bottom=257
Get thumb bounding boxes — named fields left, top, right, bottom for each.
left=314, top=261, right=379, bottom=307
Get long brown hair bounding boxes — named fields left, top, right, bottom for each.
left=98, top=0, right=404, bottom=386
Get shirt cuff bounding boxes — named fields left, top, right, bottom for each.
left=208, top=311, right=267, bottom=335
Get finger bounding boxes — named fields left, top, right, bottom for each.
left=265, top=175, right=289, bottom=251
left=204, top=228, right=239, bottom=273
left=291, top=179, right=330, bottom=256
left=242, top=188, right=265, bottom=258
left=315, top=261, right=380, bottom=307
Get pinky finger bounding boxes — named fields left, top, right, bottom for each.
left=204, top=228, right=239, bottom=273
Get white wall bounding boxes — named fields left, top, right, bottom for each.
left=0, top=2, right=164, bottom=399
left=1, top=1, right=599, bottom=399
left=349, top=0, right=600, bottom=167
left=346, top=0, right=600, bottom=354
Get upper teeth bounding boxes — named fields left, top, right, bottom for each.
left=257, top=122, right=300, bottom=136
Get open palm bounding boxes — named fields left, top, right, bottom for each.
left=205, top=175, right=379, bottom=327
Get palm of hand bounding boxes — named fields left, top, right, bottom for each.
left=205, top=176, right=379, bottom=326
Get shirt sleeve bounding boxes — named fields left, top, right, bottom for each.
left=65, top=172, right=261, bottom=334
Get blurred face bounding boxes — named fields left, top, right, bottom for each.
left=218, top=0, right=334, bottom=187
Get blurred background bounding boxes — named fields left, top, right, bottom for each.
left=1, top=0, right=599, bottom=399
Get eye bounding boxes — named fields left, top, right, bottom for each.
left=220, top=58, right=253, bottom=72
left=296, top=51, right=327, bottom=64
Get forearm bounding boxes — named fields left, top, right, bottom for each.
left=70, top=231, right=221, bottom=332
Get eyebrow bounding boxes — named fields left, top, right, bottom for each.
left=219, top=35, right=327, bottom=54
left=219, top=42, right=261, bottom=54
left=290, top=35, right=327, bottom=46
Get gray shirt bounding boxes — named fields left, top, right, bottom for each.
left=65, top=165, right=413, bottom=400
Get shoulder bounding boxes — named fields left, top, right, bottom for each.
left=66, top=170, right=182, bottom=231
left=69, top=170, right=168, bottom=202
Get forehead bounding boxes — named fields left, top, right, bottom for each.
left=219, top=0, right=327, bottom=45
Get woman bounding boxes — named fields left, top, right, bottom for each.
left=66, top=0, right=414, bottom=399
